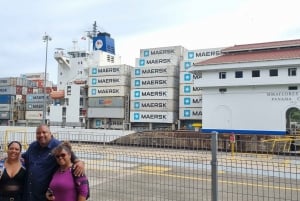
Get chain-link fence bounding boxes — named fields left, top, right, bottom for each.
left=1, top=130, right=299, bottom=201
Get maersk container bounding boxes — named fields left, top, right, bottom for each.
left=0, top=111, right=10, bottom=119
left=0, top=86, right=16, bottom=95
left=179, top=95, right=202, bottom=108
left=88, top=97, right=125, bottom=107
left=89, top=75, right=130, bottom=87
left=131, top=77, right=179, bottom=89
left=130, top=111, right=177, bottom=123
left=89, top=64, right=132, bottom=76
left=179, top=84, right=202, bottom=96
left=140, top=46, right=184, bottom=58
left=179, top=107, right=203, bottom=120
left=26, top=103, right=44, bottom=111
left=131, top=99, right=178, bottom=111
left=131, top=65, right=179, bottom=78
left=179, top=72, right=202, bottom=84
left=131, top=88, right=179, bottom=100
left=135, top=55, right=179, bottom=68
left=25, top=111, right=43, bottom=120
left=0, top=95, right=14, bottom=104
left=26, top=94, right=49, bottom=102
left=88, top=86, right=130, bottom=97
left=87, top=107, right=125, bottom=118
left=183, top=47, right=224, bottom=61
left=0, top=104, right=10, bottom=111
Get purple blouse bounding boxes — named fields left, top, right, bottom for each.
left=49, top=168, right=89, bottom=201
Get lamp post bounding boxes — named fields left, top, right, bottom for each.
left=42, top=33, right=51, bottom=124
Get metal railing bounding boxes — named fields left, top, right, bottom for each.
left=1, top=131, right=300, bottom=201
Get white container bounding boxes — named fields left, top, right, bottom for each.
left=0, top=104, right=10, bottom=111
left=131, top=100, right=178, bottom=111
left=179, top=96, right=202, bottom=108
left=87, top=107, right=125, bottom=118
left=179, top=107, right=203, bottom=120
left=26, top=94, right=49, bottom=102
left=131, top=65, right=179, bottom=78
left=179, top=84, right=202, bottom=96
left=183, top=47, right=224, bottom=61
left=179, top=72, right=202, bottom=84
left=131, top=88, right=178, bottom=100
left=89, top=75, right=130, bottom=87
left=135, top=55, right=179, bottom=67
left=130, top=111, right=177, bottom=123
left=0, top=86, right=16, bottom=95
left=131, top=77, right=179, bottom=89
left=26, top=111, right=43, bottom=120
left=89, top=64, right=132, bottom=76
left=88, top=97, right=125, bottom=107
left=21, top=72, right=45, bottom=80
left=26, top=103, right=44, bottom=111
left=0, top=111, right=10, bottom=119
left=89, top=86, right=130, bottom=97
left=0, top=78, right=16, bottom=86
left=140, top=46, right=184, bottom=57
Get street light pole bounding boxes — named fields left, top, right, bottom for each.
left=42, top=33, right=51, bottom=124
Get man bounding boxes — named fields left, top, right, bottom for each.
left=22, top=124, right=84, bottom=201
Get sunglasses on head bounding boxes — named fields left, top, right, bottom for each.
left=55, top=153, right=67, bottom=159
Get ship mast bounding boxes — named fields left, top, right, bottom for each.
left=85, top=21, right=98, bottom=51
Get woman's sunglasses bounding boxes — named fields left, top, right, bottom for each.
left=55, top=153, right=67, bottom=159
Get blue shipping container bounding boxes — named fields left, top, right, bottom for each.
left=0, top=95, right=14, bottom=104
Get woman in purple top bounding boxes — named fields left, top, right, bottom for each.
left=46, top=141, right=89, bottom=201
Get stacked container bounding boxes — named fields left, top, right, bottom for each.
left=87, top=64, right=132, bottom=129
left=130, top=46, right=184, bottom=129
left=0, top=77, right=28, bottom=124
left=179, top=47, right=224, bottom=129
left=25, top=93, right=50, bottom=120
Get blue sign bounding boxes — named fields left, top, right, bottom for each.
left=143, top=50, right=150, bottom=57
left=134, top=113, right=140, bottom=120
left=184, top=97, right=191, bottom=105
left=188, top=52, right=194, bottom=59
left=135, top=69, right=141, bottom=75
left=91, top=68, right=97, bottom=75
left=184, top=110, right=191, bottom=117
left=184, top=73, right=191, bottom=81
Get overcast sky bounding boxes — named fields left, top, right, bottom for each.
left=1, top=0, right=300, bottom=83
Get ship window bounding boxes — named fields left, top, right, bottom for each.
left=288, top=86, right=298, bottom=90
left=269, top=69, right=278, bottom=77
left=252, top=70, right=260, bottom=77
left=219, top=72, right=226, bottom=79
left=235, top=71, right=243, bottom=78
left=288, top=68, right=297, bottom=76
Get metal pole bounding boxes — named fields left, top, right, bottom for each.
left=42, top=33, right=51, bottom=124
left=211, top=131, right=218, bottom=201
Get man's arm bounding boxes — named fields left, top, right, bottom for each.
left=71, top=151, right=85, bottom=176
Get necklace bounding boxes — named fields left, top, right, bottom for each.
left=58, top=164, right=72, bottom=173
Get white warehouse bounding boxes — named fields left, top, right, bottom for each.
left=190, top=39, right=300, bottom=135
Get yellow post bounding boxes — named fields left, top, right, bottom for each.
left=231, top=142, right=235, bottom=157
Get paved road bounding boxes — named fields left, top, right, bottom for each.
left=73, top=145, right=300, bottom=201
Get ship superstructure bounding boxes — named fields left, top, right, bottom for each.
left=49, top=21, right=123, bottom=128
